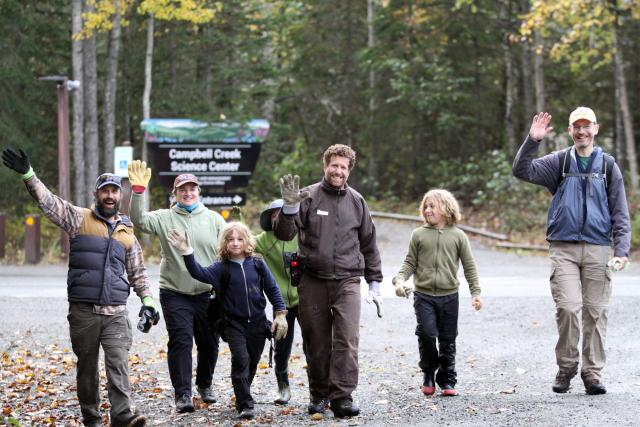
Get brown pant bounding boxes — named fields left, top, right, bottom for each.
left=549, top=242, right=612, bottom=382
left=298, top=274, right=361, bottom=401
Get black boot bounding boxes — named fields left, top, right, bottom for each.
left=418, top=336, right=438, bottom=395
left=330, top=396, right=360, bottom=418
left=274, top=371, right=291, bottom=405
left=435, top=338, right=457, bottom=389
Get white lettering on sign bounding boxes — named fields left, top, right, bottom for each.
left=214, top=148, right=241, bottom=159
left=208, top=161, right=240, bottom=172
left=170, top=161, right=208, bottom=172
left=168, top=148, right=214, bottom=161
left=201, top=195, right=244, bottom=205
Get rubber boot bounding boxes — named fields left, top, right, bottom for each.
left=436, top=338, right=457, bottom=391
left=274, top=371, right=291, bottom=405
left=418, top=336, right=438, bottom=395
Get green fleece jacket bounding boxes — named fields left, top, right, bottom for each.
left=395, top=225, right=481, bottom=297
left=254, top=230, right=299, bottom=308
left=130, top=192, right=226, bottom=295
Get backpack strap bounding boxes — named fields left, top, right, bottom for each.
left=556, top=147, right=615, bottom=195
left=253, top=257, right=266, bottom=290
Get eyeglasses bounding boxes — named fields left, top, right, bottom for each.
left=95, top=173, right=122, bottom=189
left=572, top=124, right=595, bottom=132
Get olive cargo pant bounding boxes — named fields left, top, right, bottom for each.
left=549, top=242, right=612, bottom=382
left=67, top=303, right=134, bottom=425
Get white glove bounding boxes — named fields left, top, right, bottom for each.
left=607, top=256, right=629, bottom=272
left=392, top=276, right=412, bottom=298
left=366, top=281, right=383, bottom=318
left=167, top=229, right=193, bottom=255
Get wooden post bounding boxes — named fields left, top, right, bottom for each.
left=24, top=214, right=41, bottom=264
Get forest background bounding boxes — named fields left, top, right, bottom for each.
left=1, top=0, right=640, bottom=262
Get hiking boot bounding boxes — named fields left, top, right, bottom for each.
left=274, top=371, right=291, bottom=405
left=584, top=380, right=607, bottom=395
left=239, top=407, right=255, bottom=419
left=307, top=397, right=328, bottom=415
left=440, top=384, right=458, bottom=396
left=552, top=371, right=573, bottom=393
left=111, top=413, right=147, bottom=427
left=421, top=371, right=436, bottom=396
left=175, top=394, right=195, bottom=413
left=330, top=397, right=360, bottom=418
left=197, top=386, right=216, bottom=403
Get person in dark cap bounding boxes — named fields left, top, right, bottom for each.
left=128, top=161, right=227, bottom=413
left=2, top=149, right=154, bottom=427
left=254, top=199, right=306, bottom=405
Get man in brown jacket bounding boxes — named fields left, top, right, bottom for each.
left=273, top=144, right=383, bottom=418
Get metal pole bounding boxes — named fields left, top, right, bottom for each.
left=58, top=79, right=71, bottom=260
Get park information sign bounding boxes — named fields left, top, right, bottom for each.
left=141, top=119, right=269, bottom=206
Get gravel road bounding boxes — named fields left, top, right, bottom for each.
left=2, top=218, right=640, bottom=426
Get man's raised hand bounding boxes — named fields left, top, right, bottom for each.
left=2, top=148, right=31, bottom=175
left=528, top=112, right=553, bottom=141
left=279, top=174, right=310, bottom=207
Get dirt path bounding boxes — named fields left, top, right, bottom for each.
left=2, top=218, right=639, bottom=426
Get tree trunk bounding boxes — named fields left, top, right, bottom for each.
left=533, top=30, right=547, bottom=150
left=83, top=1, right=99, bottom=204
left=103, top=0, right=121, bottom=172
left=500, top=0, right=516, bottom=154
left=519, top=0, right=533, bottom=127
left=122, top=23, right=131, bottom=142
left=612, top=13, right=638, bottom=193
left=142, top=14, right=154, bottom=163
left=366, top=0, right=378, bottom=189
left=71, top=0, right=85, bottom=206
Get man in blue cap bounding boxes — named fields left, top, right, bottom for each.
left=2, top=148, right=157, bottom=427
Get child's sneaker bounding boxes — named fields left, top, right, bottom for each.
left=421, top=371, right=436, bottom=396
left=441, top=384, right=458, bottom=396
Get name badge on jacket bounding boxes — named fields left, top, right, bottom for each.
left=317, top=209, right=329, bottom=216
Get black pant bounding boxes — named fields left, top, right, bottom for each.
left=225, top=316, right=269, bottom=411
left=413, top=291, right=458, bottom=387
left=273, top=306, right=302, bottom=375
left=160, top=289, right=219, bottom=397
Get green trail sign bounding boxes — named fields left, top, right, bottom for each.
left=141, top=119, right=269, bottom=197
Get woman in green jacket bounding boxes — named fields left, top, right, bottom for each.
left=128, top=161, right=227, bottom=413
left=254, top=199, right=305, bottom=405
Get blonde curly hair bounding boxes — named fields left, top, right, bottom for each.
left=419, top=189, right=461, bottom=225
left=217, top=222, right=256, bottom=259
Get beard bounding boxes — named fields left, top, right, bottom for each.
left=96, top=198, right=121, bottom=218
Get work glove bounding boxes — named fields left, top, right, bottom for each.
left=230, top=205, right=243, bottom=222
left=127, top=160, right=152, bottom=193
left=366, top=281, right=383, bottom=318
left=607, top=256, right=630, bottom=272
left=137, top=297, right=160, bottom=333
left=2, top=148, right=34, bottom=179
left=279, top=175, right=310, bottom=211
left=472, top=295, right=483, bottom=311
left=272, top=310, right=289, bottom=341
left=167, top=229, right=193, bottom=255
left=392, top=276, right=412, bottom=298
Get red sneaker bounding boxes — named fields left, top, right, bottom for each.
left=441, top=385, right=458, bottom=396
left=421, top=385, right=436, bottom=396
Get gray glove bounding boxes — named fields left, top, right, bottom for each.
left=366, top=281, right=383, bottom=318
left=392, top=276, right=412, bottom=298
left=279, top=174, right=310, bottom=210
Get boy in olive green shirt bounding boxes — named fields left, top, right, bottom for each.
left=393, top=189, right=483, bottom=397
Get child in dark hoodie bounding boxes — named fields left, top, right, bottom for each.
left=168, top=222, right=288, bottom=419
